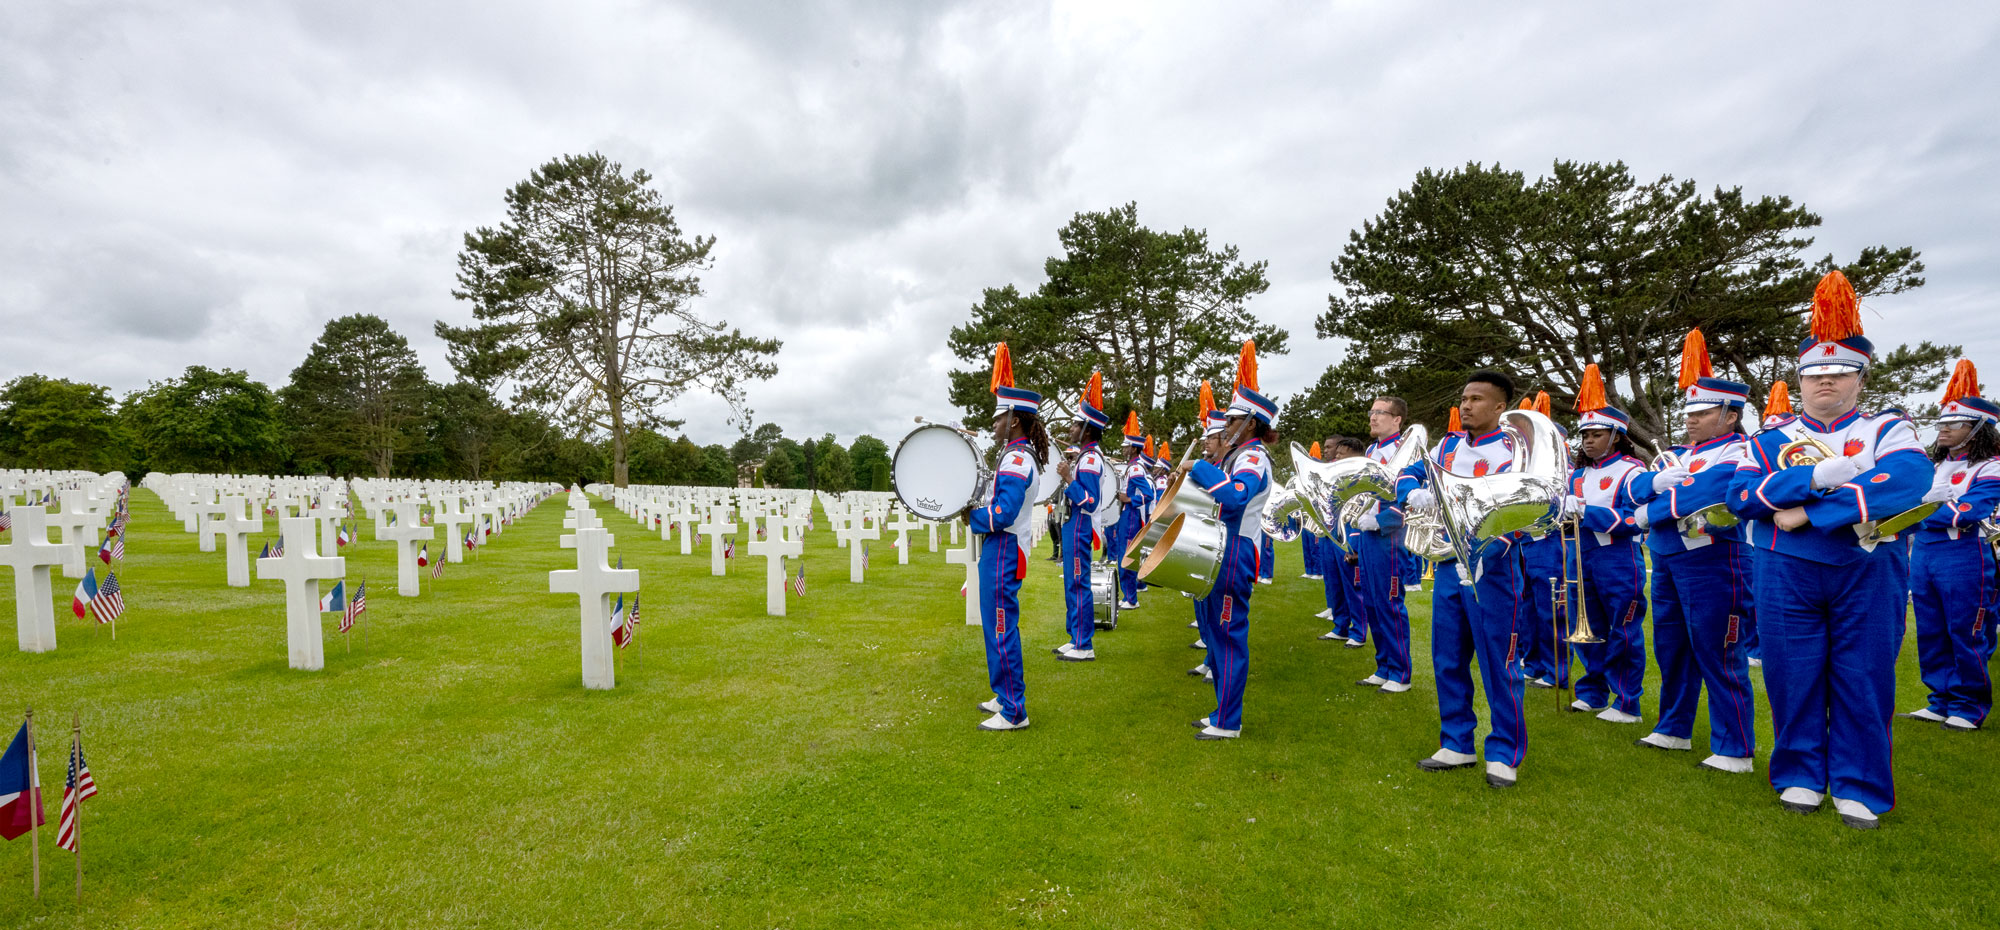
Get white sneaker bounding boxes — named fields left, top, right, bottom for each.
left=1057, top=648, right=1096, bottom=661
left=1052, top=642, right=1077, bottom=655
left=1379, top=680, right=1411, bottom=693
left=1748, top=657, right=1763, bottom=668
left=1899, top=707, right=1946, bottom=722
left=977, top=713, right=1030, bottom=731
left=1636, top=732, right=1692, bottom=751
left=1699, top=754, right=1754, bottom=774
left=1196, top=725, right=1241, bottom=739
left=1257, top=578, right=1272, bottom=585
left=1485, top=761, right=1518, bottom=788
left=1315, top=608, right=1333, bottom=619
left=1319, top=630, right=1343, bottom=640
left=978, top=698, right=1002, bottom=714
left=1778, top=786, right=1824, bottom=813
left=1570, top=699, right=1606, bottom=713
left=1357, top=674, right=1387, bottom=686
left=1944, top=716, right=1979, bottom=730
left=1345, top=637, right=1366, bottom=648
left=1832, top=797, right=1879, bottom=829
left=1596, top=708, right=1642, bottom=724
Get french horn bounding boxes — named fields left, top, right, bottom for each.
left=1771, top=434, right=1932, bottom=549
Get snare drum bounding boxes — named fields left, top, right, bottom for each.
left=891, top=424, right=990, bottom=521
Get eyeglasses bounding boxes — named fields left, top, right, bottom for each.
left=1367, top=410, right=1395, bottom=417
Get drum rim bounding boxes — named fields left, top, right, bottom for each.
left=891, top=423, right=983, bottom=519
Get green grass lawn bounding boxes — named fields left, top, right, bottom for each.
left=1, top=493, right=1994, bottom=929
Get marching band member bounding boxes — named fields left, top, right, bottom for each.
left=1627, top=331, right=1758, bottom=771
left=1321, top=436, right=1368, bottom=648
left=1354, top=399, right=1416, bottom=692
left=970, top=344, right=1048, bottom=731
left=1301, top=441, right=1326, bottom=583
left=1115, top=432, right=1157, bottom=609
left=1187, top=342, right=1277, bottom=739
left=1055, top=371, right=1114, bottom=662
left=1729, top=270, right=1932, bottom=829
left=1189, top=407, right=1231, bottom=682
left=1399, top=371, right=1530, bottom=787
left=1565, top=366, right=1649, bottom=725
left=1904, top=360, right=2000, bottom=730
left=1518, top=393, right=1571, bottom=691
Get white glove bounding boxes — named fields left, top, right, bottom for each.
left=1561, top=495, right=1586, bottom=519
left=1407, top=489, right=1436, bottom=510
left=1356, top=513, right=1381, bottom=532
left=1811, top=456, right=1865, bottom=490
left=1633, top=507, right=1653, bottom=529
left=1651, top=465, right=1690, bottom=494
left=1922, top=473, right=1955, bottom=504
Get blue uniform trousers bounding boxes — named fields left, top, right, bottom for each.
left=1517, top=534, right=1571, bottom=686
left=1062, top=515, right=1096, bottom=649
left=1432, top=551, right=1528, bottom=765
left=977, top=534, right=1027, bottom=723
left=1200, top=538, right=1258, bottom=731
left=1324, top=547, right=1365, bottom=641
left=1649, top=541, right=1758, bottom=758
left=1259, top=533, right=1275, bottom=581
left=1758, top=548, right=1907, bottom=814
left=1911, top=536, right=1996, bottom=724
left=1356, top=531, right=1412, bottom=683
left=1572, top=542, right=1648, bottom=716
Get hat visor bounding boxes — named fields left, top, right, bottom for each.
left=1797, top=361, right=1865, bottom=377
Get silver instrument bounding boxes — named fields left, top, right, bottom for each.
left=891, top=422, right=990, bottom=521
left=1090, top=561, right=1122, bottom=629
left=1137, top=508, right=1226, bottom=599
left=1419, top=410, right=1569, bottom=584
left=1123, top=470, right=1212, bottom=569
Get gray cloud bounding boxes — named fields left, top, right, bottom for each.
left=1, top=0, right=1995, bottom=449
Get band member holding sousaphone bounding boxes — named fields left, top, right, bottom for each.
left=1055, top=371, right=1114, bottom=662
left=1903, top=360, right=2000, bottom=731
left=1626, top=330, right=1758, bottom=772
left=1321, top=436, right=1367, bottom=648
left=1355, top=399, right=1417, bottom=691
left=1516, top=392, right=1571, bottom=691
left=1188, top=407, right=1231, bottom=682
left=1729, top=270, right=1933, bottom=829
left=1398, top=371, right=1531, bottom=787
left=1185, top=341, right=1277, bottom=739
left=1300, top=441, right=1328, bottom=584
left=969, top=343, right=1050, bottom=731
left=1562, top=365, right=1650, bottom=725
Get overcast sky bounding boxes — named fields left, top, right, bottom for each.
left=5, top=1, right=1997, bottom=447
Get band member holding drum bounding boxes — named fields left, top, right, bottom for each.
left=1399, top=370, right=1530, bottom=787
left=1563, top=366, right=1649, bottom=725
left=1730, top=270, right=1932, bottom=829
left=1356, top=400, right=1416, bottom=691
left=1904, top=360, right=2000, bottom=731
left=971, top=344, right=1049, bottom=731
left=1056, top=371, right=1114, bottom=662
left=1627, top=332, right=1758, bottom=772
left=1187, top=341, right=1277, bottom=739
left=1187, top=409, right=1230, bottom=681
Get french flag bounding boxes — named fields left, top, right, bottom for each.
left=0, top=722, right=44, bottom=840
left=72, top=566, right=100, bottom=619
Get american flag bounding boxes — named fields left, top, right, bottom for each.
left=792, top=562, right=807, bottom=597
left=342, top=581, right=366, bottom=633
left=0, top=509, right=11, bottom=533
left=431, top=548, right=445, bottom=579
left=272, top=535, right=286, bottom=558
left=92, top=573, right=125, bottom=624
left=724, top=537, right=735, bottom=560
left=109, top=534, right=125, bottom=561
left=55, top=736, right=98, bottom=853
left=107, top=512, right=126, bottom=537
left=613, top=595, right=638, bottom=648
left=862, top=543, right=870, bottom=569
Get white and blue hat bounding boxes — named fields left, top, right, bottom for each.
left=1939, top=360, right=1997, bottom=426
left=1078, top=370, right=1110, bottom=430
left=1578, top=405, right=1631, bottom=433
left=1683, top=377, right=1750, bottom=411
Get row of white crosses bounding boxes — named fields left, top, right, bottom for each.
left=2, top=470, right=130, bottom=652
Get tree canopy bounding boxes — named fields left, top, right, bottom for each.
left=0, top=375, right=122, bottom=471
left=281, top=313, right=430, bottom=477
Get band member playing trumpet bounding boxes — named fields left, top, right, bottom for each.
left=1627, top=331, right=1758, bottom=772
left=1056, top=371, right=1114, bottom=661
left=1904, top=360, right=2000, bottom=730
left=1564, top=366, right=1649, bottom=724
left=1729, top=270, right=1933, bottom=829
left=970, top=344, right=1049, bottom=731
left=1187, top=341, right=1277, bottom=740
left=1355, top=399, right=1416, bottom=691
left=1399, top=371, right=1530, bottom=787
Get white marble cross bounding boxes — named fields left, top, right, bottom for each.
left=256, top=516, right=346, bottom=671
left=837, top=521, right=880, bottom=583
left=699, top=508, right=738, bottom=577
left=746, top=533, right=804, bottom=616
left=436, top=497, right=475, bottom=563
left=548, top=526, right=639, bottom=690
left=220, top=495, right=264, bottom=587
left=309, top=497, right=346, bottom=557
left=945, top=532, right=982, bottom=626
left=380, top=501, right=435, bottom=596
left=927, top=520, right=940, bottom=553
left=196, top=497, right=230, bottom=553
left=887, top=511, right=922, bottom=565
left=2, top=507, right=66, bottom=652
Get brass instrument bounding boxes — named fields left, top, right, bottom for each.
left=1559, top=513, right=1602, bottom=645
left=1775, top=436, right=1835, bottom=469
left=1421, top=410, right=1570, bottom=591
left=1771, top=434, right=1932, bottom=549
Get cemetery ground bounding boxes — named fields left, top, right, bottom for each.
left=2, top=494, right=1995, bottom=930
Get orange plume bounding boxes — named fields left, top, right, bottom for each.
left=1084, top=370, right=1104, bottom=410
left=1765, top=381, right=1793, bottom=417
left=1943, top=359, right=1981, bottom=405
left=1236, top=340, right=1259, bottom=393
left=1159, top=441, right=1172, bottom=462
left=1517, top=396, right=1535, bottom=410
left=1144, top=434, right=1156, bottom=458
left=1309, top=441, right=1323, bottom=459
left=1197, top=380, right=1216, bottom=419
left=1534, top=391, right=1551, bottom=417
left=1810, top=270, right=1863, bottom=342
left=1123, top=410, right=1141, bottom=436
left=988, top=342, right=1014, bottom=393
left=1574, top=364, right=1608, bottom=413
left=1447, top=406, right=1462, bottom=432
left=1678, top=328, right=1712, bottom=392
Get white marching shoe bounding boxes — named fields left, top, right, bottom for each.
left=1344, top=637, right=1365, bottom=648
left=1485, top=761, right=1518, bottom=788
left=978, top=698, right=1003, bottom=714
left=1190, top=715, right=1213, bottom=728
left=1318, top=630, right=1343, bottom=640
left=1898, top=707, right=1946, bottom=722
left=1778, top=787, right=1824, bottom=814
left=977, top=713, right=1030, bottom=731
left=1570, top=699, right=1606, bottom=713
left=1196, top=725, right=1241, bottom=739
left=1257, top=578, right=1272, bottom=585
left=1378, top=680, right=1411, bottom=693
left=1635, top=732, right=1692, bottom=751
left=1416, top=748, right=1477, bottom=771
left=1832, top=797, right=1879, bottom=829
left=1057, top=648, right=1096, bottom=661
left=1356, top=674, right=1386, bottom=687
left=1052, top=642, right=1078, bottom=656
left=1315, top=608, right=1333, bottom=619
left=1699, top=754, right=1754, bottom=774
left=1944, top=716, right=1979, bottom=731
left=1188, top=663, right=1210, bottom=677
left=1596, top=708, right=1642, bottom=724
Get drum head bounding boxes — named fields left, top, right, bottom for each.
left=892, top=425, right=982, bottom=521
left=1033, top=458, right=1062, bottom=504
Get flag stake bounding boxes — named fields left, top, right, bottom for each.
left=27, top=707, right=40, bottom=899
left=71, top=712, right=81, bottom=903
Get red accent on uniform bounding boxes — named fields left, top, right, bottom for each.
left=1473, top=460, right=1489, bottom=477
left=1870, top=473, right=1889, bottom=484
left=1844, top=439, right=1865, bottom=456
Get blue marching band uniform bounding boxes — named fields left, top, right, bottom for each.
left=955, top=274, right=1998, bottom=826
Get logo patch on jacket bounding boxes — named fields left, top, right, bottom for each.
left=1473, top=460, right=1490, bottom=477
left=1598, top=476, right=1613, bottom=491
left=1952, top=472, right=1967, bottom=485
left=1844, top=439, right=1865, bottom=456
left=1690, top=458, right=1707, bottom=471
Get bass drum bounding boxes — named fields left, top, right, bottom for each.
left=1090, top=561, right=1121, bottom=630
left=891, top=424, right=989, bottom=521
left=1033, top=457, right=1063, bottom=505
